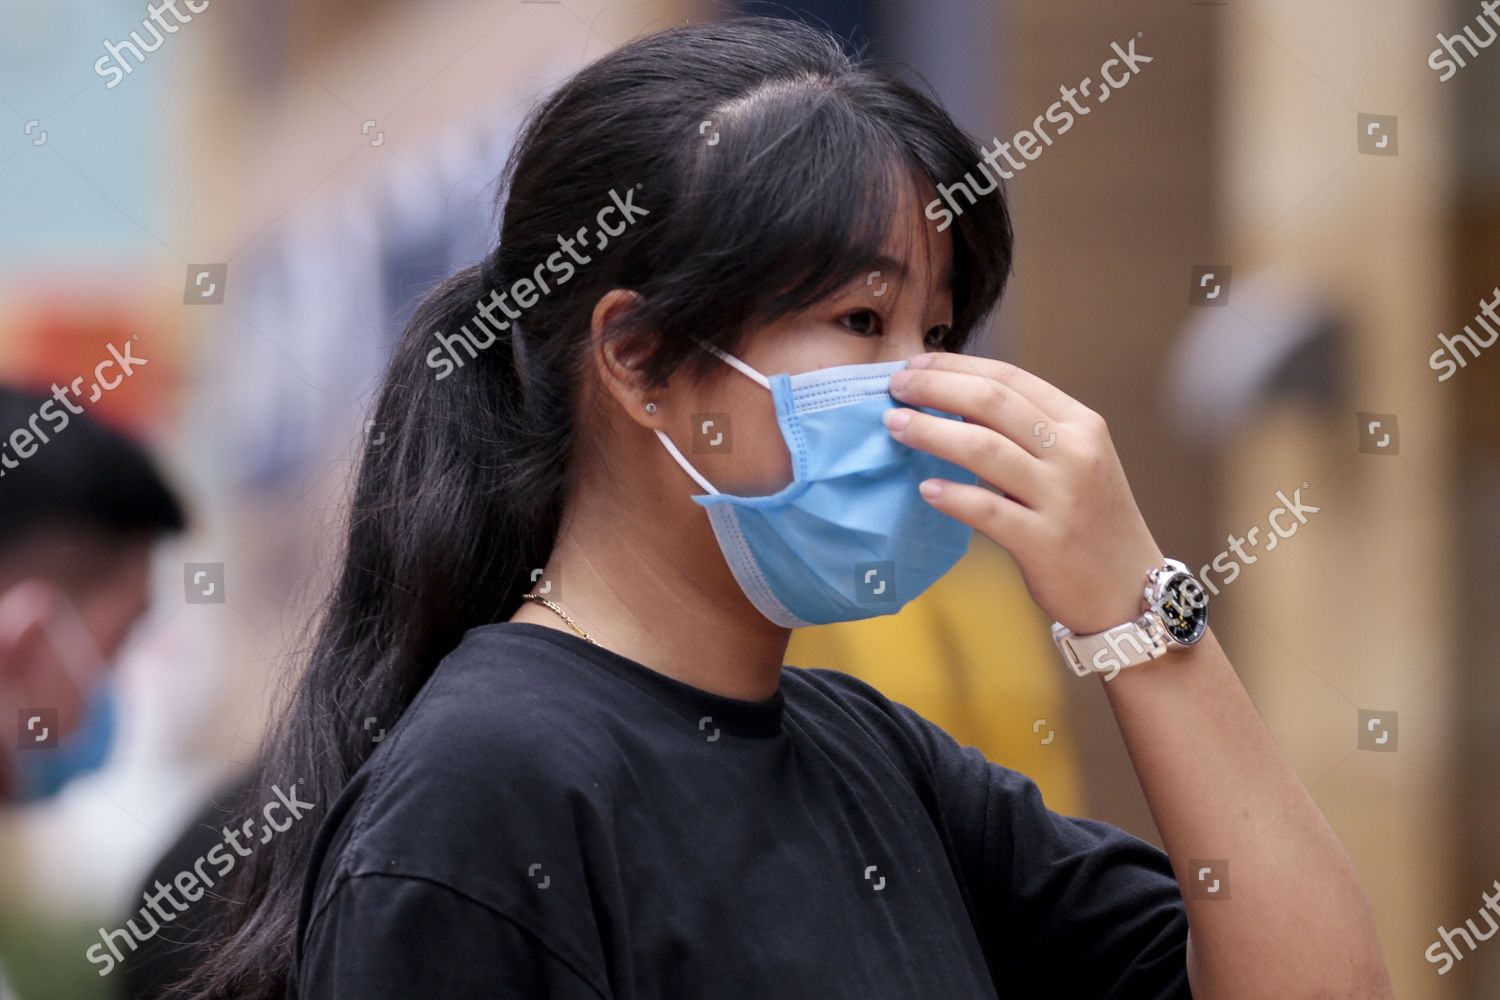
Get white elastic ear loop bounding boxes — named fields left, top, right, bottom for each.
left=697, top=340, right=772, bottom=389
left=0, top=582, right=48, bottom=651
left=0, top=584, right=101, bottom=705
left=654, top=341, right=773, bottom=494
left=47, top=592, right=109, bottom=692
left=654, top=428, right=720, bottom=495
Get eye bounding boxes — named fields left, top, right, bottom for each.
left=837, top=309, right=882, bottom=336
left=925, top=324, right=953, bottom=348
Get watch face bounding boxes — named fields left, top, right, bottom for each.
left=1158, top=572, right=1208, bottom=644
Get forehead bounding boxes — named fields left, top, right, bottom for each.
left=867, top=179, right=954, bottom=296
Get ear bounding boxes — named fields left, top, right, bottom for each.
left=0, top=580, right=58, bottom=683
left=590, top=288, right=670, bottom=433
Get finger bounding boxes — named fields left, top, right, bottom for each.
left=907, top=352, right=1081, bottom=421
left=884, top=406, right=1045, bottom=506
left=889, top=366, right=1056, bottom=457
left=917, top=477, right=1036, bottom=553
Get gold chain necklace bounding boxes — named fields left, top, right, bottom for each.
left=520, top=592, right=598, bottom=645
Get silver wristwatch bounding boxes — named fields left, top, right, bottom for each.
left=1050, top=558, right=1209, bottom=679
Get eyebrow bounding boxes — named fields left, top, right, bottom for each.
left=863, top=254, right=910, bottom=284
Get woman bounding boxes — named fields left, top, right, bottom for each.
left=190, top=17, right=1392, bottom=999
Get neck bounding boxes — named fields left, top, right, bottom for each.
left=511, top=486, right=791, bottom=702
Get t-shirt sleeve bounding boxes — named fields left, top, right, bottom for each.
left=298, top=872, right=608, bottom=999
left=963, top=760, right=1193, bottom=998
left=829, top=672, right=1192, bottom=999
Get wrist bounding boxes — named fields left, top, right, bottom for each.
left=1051, top=552, right=1209, bottom=680
left=1059, top=547, right=1165, bottom=635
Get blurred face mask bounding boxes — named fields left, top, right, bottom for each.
left=654, top=343, right=977, bottom=627
left=4, top=590, right=118, bottom=803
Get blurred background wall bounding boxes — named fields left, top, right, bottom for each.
left=0, top=0, right=1494, bottom=997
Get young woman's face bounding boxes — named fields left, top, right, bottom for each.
left=682, top=184, right=956, bottom=498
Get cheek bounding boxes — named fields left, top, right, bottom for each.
left=87, top=566, right=152, bottom=663
left=684, top=381, right=792, bottom=497
left=728, top=405, right=793, bottom=496
left=90, top=603, right=140, bottom=664
left=23, top=649, right=84, bottom=732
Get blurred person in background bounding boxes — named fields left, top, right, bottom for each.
left=0, top=384, right=185, bottom=802
left=185, top=18, right=1391, bottom=1000
left=0, top=383, right=185, bottom=998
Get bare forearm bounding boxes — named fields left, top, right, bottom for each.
left=883, top=357, right=1393, bottom=996
left=1102, top=629, right=1393, bottom=1000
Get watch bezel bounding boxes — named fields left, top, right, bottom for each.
left=1147, top=560, right=1209, bottom=646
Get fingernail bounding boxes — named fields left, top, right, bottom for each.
left=883, top=408, right=911, bottom=432
left=906, top=354, right=932, bottom=368
left=889, top=369, right=911, bottom=393
left=919, top=480, right=943, bottom=499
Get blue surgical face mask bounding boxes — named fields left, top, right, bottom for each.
left=10, top=596, right=118, bottom=803
left=14, top=679, right=117, bottom=802
left=654, top=344, right=978, bottom=627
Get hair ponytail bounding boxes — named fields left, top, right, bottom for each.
left=186, top=17, right=1012, bottom=997
left=179, top=260, right=575, bottom=997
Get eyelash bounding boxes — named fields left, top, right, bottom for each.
left=838, top=309, right=952, bottom=348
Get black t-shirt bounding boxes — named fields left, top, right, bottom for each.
left=290, top=622, right=1191, bottom=999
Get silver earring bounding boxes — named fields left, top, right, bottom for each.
left=645, top=402, right=657, bottom=414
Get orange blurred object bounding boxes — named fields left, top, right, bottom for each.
left=1, top=280, right=178, bottom=436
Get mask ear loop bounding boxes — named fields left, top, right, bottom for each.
left=654, top=429, right=720, bottom=494
left=0, top=585, right=107, bottom=716
left=696, top=340, right=771, bottom=389
left=654, top=340, right=773, bottom=494
left=46, top=592, right=110, bottom=697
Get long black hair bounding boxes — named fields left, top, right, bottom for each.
left=188, top=16, right=1013, bottom=997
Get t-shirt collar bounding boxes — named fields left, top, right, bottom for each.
left=485, top=622, right=786, bottom=739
